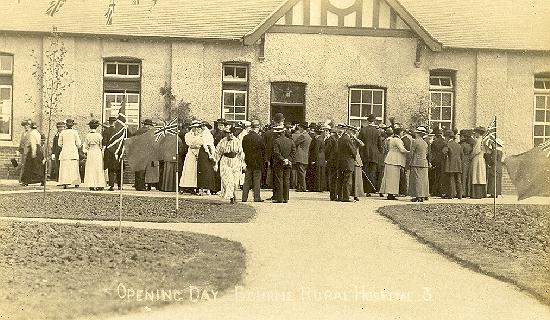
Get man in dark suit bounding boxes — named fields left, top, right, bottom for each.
left=50, top=121, right=65, bottom=181
left=102, top=116, right=121, bottom=191
left=272, top=126, right=296, bottom=203
left=429, top=127, right=447, bottom=197
left=242, top=120, right=265, bottom=202
left=292, top=123, right=311, bottom=192
left=337, top=125, right=357, bottom=202
left=358, top=114, right=381, bottom=196
left=263, top=113, right=285, bottom=198
left=325, top=125, right=340, bottom=200
left=442, top=129, right=463, bottom=199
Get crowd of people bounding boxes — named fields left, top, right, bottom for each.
left=15, top=112, right=504, bottom=204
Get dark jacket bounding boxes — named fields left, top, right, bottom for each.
left=292, top=132, right=312, bottom=165
left=315, top=134, right=326, bottom=165
left=52, top=132, right=62, bottom=158
left=443, top=139, right=463, bottom=173
left=273, top=134, right=296, bottom=166
left=325, top=133, right=339, bottom=168
left=242, top=131, right=265, bottom=169
left=430, top=135, right=447, bottom=168
left=263, top=129, right=276, bottom=162
left=358, top=124, right=381, bottom=164
left=337, top=133, right=357, bottom=171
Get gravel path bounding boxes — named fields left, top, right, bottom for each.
left=1, top=187, right=549, bottom=320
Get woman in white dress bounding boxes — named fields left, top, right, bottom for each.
left=213, top=126, right=244, bottom=204
left=58, top=119, right=82, bottom=188
left=83, top=119, right=106, bottom=190
left=179, top=120, right=203, bottom=193
left=379, top=127, right=410, bottom=200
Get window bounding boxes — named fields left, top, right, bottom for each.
left=103, top=60, right=141, bottom=131
left=429, top=72, right=455, bottom=130
left=0, top=53, right=13, bottom=140
left=534, top=76, right=550, bottom=146
left=270, top=82, right=306, bottom=124
left=104, top=61, right=141, bottom=77
left=222, top=63, right=248, bottom=121
left=348, top=87, right=385, bottom=128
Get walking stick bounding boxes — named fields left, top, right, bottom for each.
left=360, top=167, right=377, bottom=191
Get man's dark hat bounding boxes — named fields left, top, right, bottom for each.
left=308, top=122, right=317, bottom=129
left=431, top=126, right=441, bottom=135
left=142, top=119, right=154, bottom=126
left=88, top=119, right=100, bottom=127
left=273, top=113, right=285, bottom=123
left=473, top=126, right=486, bottom=134
left=367, top=114, right=376, bottom=122
left=459, top=129, right=473, bottom=137
left=65, top=119, right=76, bottom=126
left=108, top=116, right=117, bottom=122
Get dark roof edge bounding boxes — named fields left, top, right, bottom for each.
left=0, top=30, right=244, bottom=44
left=243, top=0, right=301, bottom=45
left=385, top=0, right=442, bottom=51
left=442, top=45, right=550, bottom=54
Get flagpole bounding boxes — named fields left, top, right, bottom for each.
left=493, top=116, right=497, bottom=218
left=119, top=155, right=123, bottom=237
left=176, top=117, right=179, bottom=213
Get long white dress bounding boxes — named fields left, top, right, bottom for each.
left=83, top=130, right=106, bottom=188
left=58, top=128, right=82, bottom=185
left=179, top=131, right=203, bottom=188
left=214, top=136, right=244, bottom=200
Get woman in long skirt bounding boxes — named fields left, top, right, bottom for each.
left=179, top=120, right=203, bottom=193
left=82, top=120, right=106, bottom=190
left=18, top=120, right=31, bottom=183
left=379, top=128, right=409, bottom=200
left=459, top=129, right=474, bottom=197
left=197, top=122, right=215, bottom=194
left=214, top=126, right=244, bottom=204
left=58, top=119, right=82, bottom=188
left=470, top=127, right=487, bottom=198
left=157, top=134, right=183, bottom=192
left=21, top=122, right=45, bottom=185
left=408, top=127, right=430, bottom=202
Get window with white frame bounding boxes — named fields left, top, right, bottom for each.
left=348, top=87, right=385, bottom=128
left=0, top=54, right=13, bottom=140
left=534, top=76, right=550, bottom=146
left=103, top=60, right=141, bottom=131
left=429, top=72, right=454, bottom=130
left=222, top=63, right=248, bottom=121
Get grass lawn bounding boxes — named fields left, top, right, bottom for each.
left=378, top=204, right=550, bottom=305
left=0, top=220, right=246, bottom=320
left=0, top=192, right=255, bottom=223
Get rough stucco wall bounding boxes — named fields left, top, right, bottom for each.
left=0, top=34, right=42, bottom=147
left=260, top=33, right=427, bottom=126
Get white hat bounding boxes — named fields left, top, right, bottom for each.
left=189, top=120, right=202, bottom=128
left=242, top=120, right=252, bottom=127
left=273, top=125, right=285, bottom=133
left=415, top=126, right=429, bottom=135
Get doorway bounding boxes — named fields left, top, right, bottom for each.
left=270, top=82, right=306, bottom=124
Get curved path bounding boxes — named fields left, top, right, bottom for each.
left=1, top=187, right=549, bottom=320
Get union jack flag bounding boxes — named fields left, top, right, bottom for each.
left=105, top=0, right=116, bottom=25
left=154, top=118, right=178, bottom=142
left=482, top=116, right=497, bottom=145
left=107, top=96, right=128, bottom=160
left=46, top=0, right=66, bottom=17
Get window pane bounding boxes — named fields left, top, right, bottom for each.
left=350, top=104, right=360, bottom=117
left=0, top=88, right=11, bottom=100
left=235, top=114, right=246, bottom=121
left=106, top=63, right=116, bottom=75
left=535, top=110, right=545, bottom=122
left=440, top=122, right=451, bottom=130
left=372, top=104, right=383, bottom=117
left=546, top=125, right=550, bottom=135
left=373, top=91, right=383, bottom=104
left=535, top=96, right=546, bottom=108
left=350, top=90, right=361, bottom=103
left=128, top=64, right=139, bottom=75
left=440, top=77, right=451, bottom=87
left=228, top=107, right=235, bottom=113
left=0, top=55, right=13, bottom=72
left=429, top=77, right=439, bottom=86
left=235, top=107, right=246, bottom=114
left=361, top=105, right=372, bottom=117
left=127, top=94, right=139, bottom=103
left=362, top=90, right=372, bottom=103
left=431, top=107, right=441, bottom=120
left=534, top=125, right=544, bottom=136
left=534, top=138, right=543, bottom=146
left=235, top=93, right=246, bottom=106
left=225, top=114, right=235, bottom=121
left=235, top=67, right=247, bottom=80
left=350, top=119, right=360, bottom=127
left=534, top=80, right=545, bottom=89
left=224, top=66, right=235, bottom=79
left=546, top=110, right=550, bottom=121
left=271, top=83, right=305, bottom=104
left=442, top=107, right=452, bottom=120
left=224, top=92, right=234, bottom=106
left=442, top=93, right=452, bottom=106
left=117, top=64, right=128, bottom=75
left=431, top=93, right=441, bottom=106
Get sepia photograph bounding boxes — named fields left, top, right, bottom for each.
left=0, top=0, right=549, bottom=319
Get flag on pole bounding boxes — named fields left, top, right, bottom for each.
left=46, top=0, right=66, bottom=16
left=105, top=0, right=116, bottom=25
left=504, top=140, right=550, bottom=200
left=154, top=118, right=178, bottom=142
left=482, top=116, right=497, bottom=147
left=107, top=96, right=128, bottom=160
left=125, top=130, right=157, bottom=171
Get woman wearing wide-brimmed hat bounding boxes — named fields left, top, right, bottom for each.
left=213, top=126, right=244, bottom=203
left=179, top=120, right=203, bottom=193
left=408, top=126, right=430, bottom=202
left=469, top=126, right=487, bottom=198
left=379, top=127, right=409, bottom=200
left=21, top=121, right=45, bottom=186
left=82, top=119, right=106, bottom=190
left=58, top=119, right=82, bottom=188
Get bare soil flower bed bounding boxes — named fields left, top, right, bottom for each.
left=378, top=204, right=550, bottom=305
left=0, top=220, right=246, bottom=320
left=0, top=192, right=255, bottom=223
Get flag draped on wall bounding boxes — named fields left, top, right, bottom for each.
left=46, top=0, right=66, bottom=16
left=504, top=140, right=550, bottom=200
left=107, top=97, right=128, bottom=160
